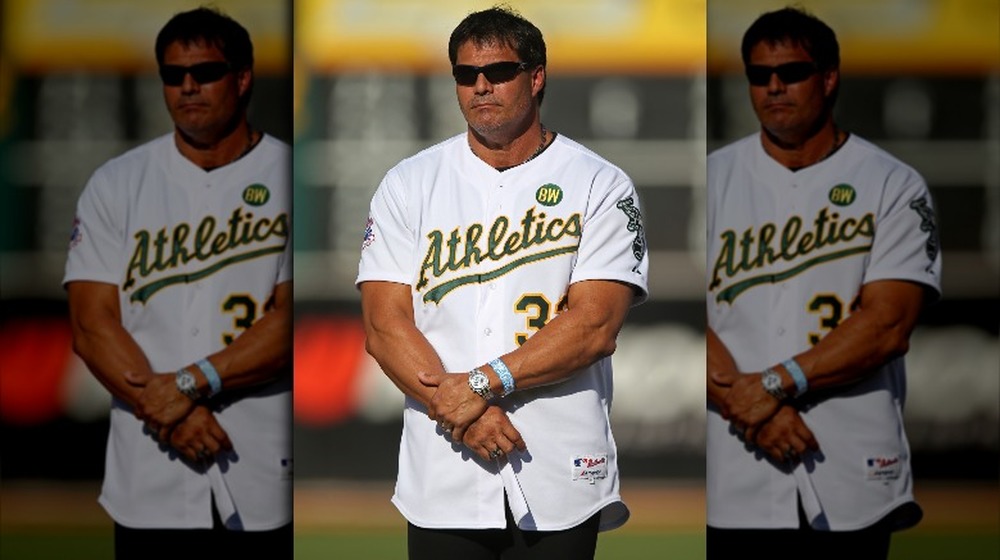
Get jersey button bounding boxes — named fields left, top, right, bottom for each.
left=190, top=328, right=199, bottom=336
left=484, top=328, right=492, bottom=336
left=777, top=327, right=785, bottom=336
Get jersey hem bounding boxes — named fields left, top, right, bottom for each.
left=392, top=495, right=629, bottom=532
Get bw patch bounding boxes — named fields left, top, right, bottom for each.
left=536, top=183, right=563, bottom=206
left=243, top=183, right=270, bottom=206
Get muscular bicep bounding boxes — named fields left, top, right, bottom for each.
left=68, top=280, right=121, bottom=333
left=360, top=280, right=416, bottom=338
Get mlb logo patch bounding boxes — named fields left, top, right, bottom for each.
left=69, top=217, right=83, bottom=249
left=572, top=454, right=608, bottom=484
left=865, top=455, right=902, bottom=482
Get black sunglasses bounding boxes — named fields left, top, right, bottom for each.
left=159, top=61, right=233, bottom=86
left=452, top=61, right=529, bottom=86
left=745, top=61, right=818, bottom=86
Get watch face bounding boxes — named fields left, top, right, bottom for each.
left=471, top=372, right=488, bottom=389
left=176, top=370, right=198, bottom=398
left=763, top=372, right=779, bottom=390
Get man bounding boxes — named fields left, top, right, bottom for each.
left=706, top=7, right=941, bottom=560
left=64, top=7, right=291, bottom=557
left=357, top=6, right=648, bottom=559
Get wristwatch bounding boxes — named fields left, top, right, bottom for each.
left=468, top=368, right=494, bottom=401
left=175, top=369, right=200, bottom=401
left=761, top=368, right=788, bottom=401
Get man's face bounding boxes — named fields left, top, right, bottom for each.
left=747, top=40, right=837, bottom=141
left=161, top=40, right=250, bottom=142
left=454, top=40, right=543, bottom=138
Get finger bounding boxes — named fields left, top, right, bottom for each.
left=123, top=370, right=150, bottom=387
left=709, top=370, right=735, bottom=387
left=203, top=437, right=221, bottom=456
left=158, top=426, right=172, bottom=443
left=417, top=371, right=442, bottom=388
left=796, top=423, right=820, bottom=451
left=451, top=424, right=468, bottom=443
left=501, top=424, right=526, bottom=451
left=475, top=444, right=493, bottom=462
left=209, top=423, right=233, bottom=451
left=495, top=435, right=517, bottom=456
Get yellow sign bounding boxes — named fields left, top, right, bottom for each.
left=3, top=0, right=290, bottom=74
left=708, top=0, right=1000, bottom=74
left=296, top=0, right=707, bottom=75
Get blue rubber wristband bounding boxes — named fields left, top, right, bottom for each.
left=783, top=358, right=808, bottom=397
left=197, top=358, right=222, bottom=397
left=489, top=358, right=515, bottom=397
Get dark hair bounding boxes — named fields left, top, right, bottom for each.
left=155, top=7, right=254, bottom=72
left=740, top=7, right=839, bottom=71
left=448, top=5, right=547, bottom=104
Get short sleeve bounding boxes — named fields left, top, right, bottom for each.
left=356, top=169, right=416, bottom=287
left=570, top=170, right=650, bottom=303
left=865, top=165, right=942, bottom=300
left=63, top=167, right=126, bottom=287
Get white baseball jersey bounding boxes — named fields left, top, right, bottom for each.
left=357, top=132, right=648, bottom=532
left=706, top=133, right=941, bottom=531
left=64, top=133, right=292, bottom=530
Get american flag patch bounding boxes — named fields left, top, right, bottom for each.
left=362, top=216, right=376, bottom=249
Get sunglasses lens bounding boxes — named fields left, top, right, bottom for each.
left=482, top=62, right=522, bottom=84
left=746, top=62, right=817, bottom=86
left=159, top=66, right=186, bottom=86
left=189, top=62, right=232, bottom=84
left=452, top=66, right=479, bottom=86
left=159, top=62, right=231, bottom=86
left=776, top=62, right=816, bottom=84
left=745, top=66, right=771, bottom=86
left=452, top=62, right=525, bottom=86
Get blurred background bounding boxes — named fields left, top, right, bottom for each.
left=1, top=0, right=997, bottom=558
left=0, top=0, right=292, bottom=557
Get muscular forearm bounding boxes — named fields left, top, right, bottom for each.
left=365, top=316, right=445, bottom=408
left=488, top=280, right=634, bottom=394
left=776, top=280, right=926, bottom=396
left=190, top=281, right=293, bottom=396
left=361, top=281, right=444, bottom=408
left=72, top=316, right=153, bottom=406
left=707, top=327, right=738, bottom=410
left=68, top=282, right=153, bottom=407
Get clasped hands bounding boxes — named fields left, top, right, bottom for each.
left=418, top=371, right=526, bottom=462
left=125, top=370, right=232, bottom=464
left=712, top=370, right=818, bottom=465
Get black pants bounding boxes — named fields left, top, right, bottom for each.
left=407, top=499, right=601, bottom=560
left=114, top=504, right=292, bottom=560
left=708, top=501, right=892, bottom=560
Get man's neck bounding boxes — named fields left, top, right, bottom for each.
left=760, top=120, right=842, bottom=171
left=468, top=117, right=548, bottom=170
left=175, top=120, right=255, bottom=171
